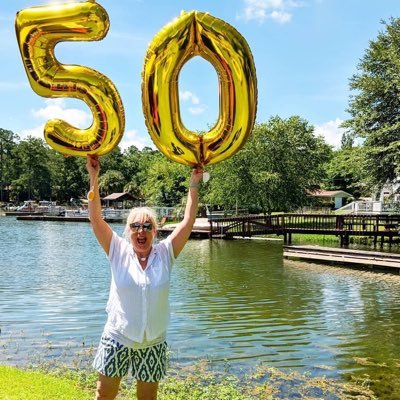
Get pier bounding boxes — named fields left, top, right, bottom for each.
left=283, top=245, right=400, bottom=271
left=13, top=212, right=400, bottom=248
left=207, top=213, right=400, bottom=246
left=11, top=213, right=400, bottom=270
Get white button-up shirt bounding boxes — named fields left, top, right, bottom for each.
left=104, top=231, right=175, bottom=345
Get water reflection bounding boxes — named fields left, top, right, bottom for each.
left=1, top=217, right=400, bottom=396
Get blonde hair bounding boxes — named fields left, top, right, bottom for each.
left=123, top=206, right=158, bottom=241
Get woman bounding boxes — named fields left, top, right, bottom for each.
left=86, top=154, right=203, bottom=400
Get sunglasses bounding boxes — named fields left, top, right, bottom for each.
left=129, top=222, right=153, bottom=232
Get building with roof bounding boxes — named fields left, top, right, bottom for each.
left=102, top=192, right=137, bottom=208
left=311, top=190, right=353, bottom=209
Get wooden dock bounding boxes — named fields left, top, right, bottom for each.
left=284, top=245, right=400, bottom=271
left=158, top=219, right=212, bottom=238
left=11, top=213, right=400, bottom=270
left=208, top=213, right=400, bottom=247
left=15, top=215, right=123, bottom=223
left=12, top=213, right=400, bottom=247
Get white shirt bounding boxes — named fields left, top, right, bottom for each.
left=103, top=231, right=175, bottom=345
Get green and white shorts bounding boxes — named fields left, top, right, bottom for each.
left=93, top=334, right=167, bottom=382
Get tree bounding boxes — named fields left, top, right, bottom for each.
left=100, top=146, right=124, bottom=173
left=48, top=153, right=87, bottom=202
left=205, top=116, right=332, bottom=213
left=98, top=170, right=126, bottom=196
left=121, top=145, right=142, bottom=198
left=323, top=146, right=370, bottom=198
left=0, top=128, right=19, bottom=202
left=10, top=137, right=52, bottom=201
left=343, top=18, right=400, bottom=188
left=142, top=156, right=189, bottom=207
left=122, top=145, right=141, bottom=181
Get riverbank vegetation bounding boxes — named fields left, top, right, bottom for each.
left=0, top=361, right=377, bottom=400
left=0, top=116, right=332, bottom=214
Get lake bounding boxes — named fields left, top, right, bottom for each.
left=1, top=216, right=400, bottom=397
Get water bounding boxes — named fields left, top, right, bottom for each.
left=1, top=217, right=400, bottom=397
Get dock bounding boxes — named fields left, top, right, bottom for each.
left=158, top=218, right=212, bottom=238
left=208, top=213, right=400, bottom=247
left=12, top=213, right=400, bottom=248
left=10, top=212, right=400, bottom=270
left=15, top=215, right=123, bottom=223
left=284, top=245, right=400, bottom=271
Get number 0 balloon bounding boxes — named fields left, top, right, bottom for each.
left=15, top=1, right=125, bottom=156
left=142, top=11, right=258, bottom=166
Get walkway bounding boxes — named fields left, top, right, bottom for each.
left=283, top=245, right=400, bottom=271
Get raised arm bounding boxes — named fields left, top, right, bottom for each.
left=86, top=155, right=113, bottom=255
left=170, top=167, right=203, bottom=258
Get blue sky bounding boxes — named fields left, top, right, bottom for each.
left=0, top=0, right=398, bottom=151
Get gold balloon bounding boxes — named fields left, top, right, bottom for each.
left=15, top=1, right=125, bottom=157
left=142, top=11, right=257, bottom=167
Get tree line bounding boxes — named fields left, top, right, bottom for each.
left=1, top=18, right=399, bottom=213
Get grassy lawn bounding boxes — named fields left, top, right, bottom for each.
left=0, top=362, right=378, bottom=400
left=0, top=365, right=92, bottom=400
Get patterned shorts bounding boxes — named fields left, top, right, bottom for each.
left=93, top=334, right=167, bottom=382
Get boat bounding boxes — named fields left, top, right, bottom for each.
left=102, top=208, right=130, bottom=222
left=64, top=208, right=128, bottom=222
left=63, top=208, right=90, bottom=220
left=14, top=204, right=171, bottom=224
left=37, top=200, right=66, bottom=216
left=5, top=200, right=66, bottom=216
left=4, top=200, right=40, bottom=216
left=16, top=208, right=125, bottom=223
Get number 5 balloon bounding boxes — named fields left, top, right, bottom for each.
left=15, top=1, right=125, bottom=156
left=142, top=11, right=258, bottom=167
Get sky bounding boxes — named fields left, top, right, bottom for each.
left=0, top=0, right=399, bottom=152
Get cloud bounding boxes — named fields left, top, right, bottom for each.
left=270, top=10, right=292, bottom=23
left=21, top=98, right=154, bottom=151
left=314, top=118, right=345, bottom=149
left=188, top=106, right=207, bottom=115
left=20, top=124, right=46, bottom=141
left=31, top=98, right=91, bottom=127
left=20, top=99, right=91, bottom=140
left=238, top=0, right=304, bottom=24
left=119, top=129, right=154, bottom=151
left=180, top=90, right=200, bottom=105
left=179, top=90, right=207, bottom=115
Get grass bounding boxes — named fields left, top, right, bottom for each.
left=0, top=361, right=378, bottom=400
left=0, top=365, right=92, bottom=399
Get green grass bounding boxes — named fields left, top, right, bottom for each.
left=0, top=362, right=378, bottom=400
left=0, top=365, right=92, bottom=400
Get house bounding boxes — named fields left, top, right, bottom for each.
left=311, top=190, right=352, bottom=209
left=378, top=181, right=400, bottom=202
left=102, top=192, right=137, bottom=208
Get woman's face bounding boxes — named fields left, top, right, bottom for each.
left=129, top=218, right=156, bottom=254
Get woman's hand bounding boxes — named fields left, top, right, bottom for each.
left=86, top=154, right=100, bottom=180
left=189, top=166, right=203, bottom=187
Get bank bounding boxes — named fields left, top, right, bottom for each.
left=0, top=362, right=377, bottom=400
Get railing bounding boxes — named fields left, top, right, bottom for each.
left=335, top=200, right=400, bottom=214
left=208, top=213, right=400, bottom=241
